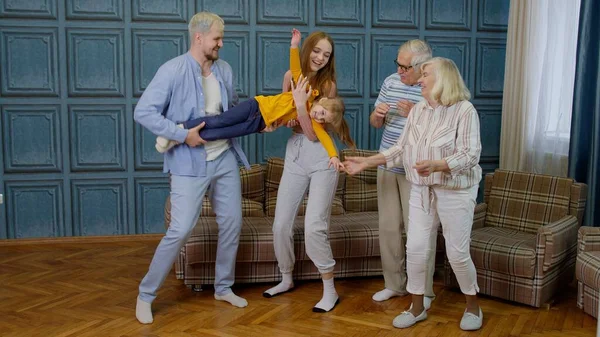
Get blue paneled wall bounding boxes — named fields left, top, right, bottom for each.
left=0, top=0, right=509, bottom=238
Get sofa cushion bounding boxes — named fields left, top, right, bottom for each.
left=198, top=164, right=264, bottom=217
left=485, top=170, right=573, bottom=234
left=185, top=212, right=380, bottom=265
left=264, top=157, right=345, bottom=216
left=470, top=227, right=537, bottom=278
left=340, top=149, right=378, bottom=212
left=240, top=164, right=265, bottom=204
left=577, top=251, right=600, bottom=290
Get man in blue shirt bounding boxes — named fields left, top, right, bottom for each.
left=134, top=11, right=250, bottom=324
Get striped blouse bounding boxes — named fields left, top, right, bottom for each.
left=381, top=99, right=482, bottom=189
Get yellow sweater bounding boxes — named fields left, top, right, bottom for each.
left=254, top=48, right=338, bottom=158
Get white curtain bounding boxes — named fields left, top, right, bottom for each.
left=499, top=0, right=581, bottom=176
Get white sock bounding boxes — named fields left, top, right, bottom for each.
left=136, top=296, right=153, bottom=324
left=313, top=277, right=339, bottom=312
left=264, top=273, right=294, bottom=298
left=372, top=288, right=403, bottom=302
left=214, top=292, right=248, bottom=308
left=155, top=124, right=184, bottom=153
left=156, top=135, right=171, bottom=148
left=155, top=137, right=177, bottom=153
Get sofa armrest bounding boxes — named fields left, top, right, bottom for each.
left=472, top=203, right=487, bottom=230
left=578, top=226, right=600, bottom=254
left=537, top=215, right=579, bottom=272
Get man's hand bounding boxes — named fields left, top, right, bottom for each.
left=184, top=122, right=207, bottom=147
left=373, top=103, right=390, bottom=120
left=396, top=100, right=415, bottom=118
left=291, top=28, right=301, bottom=49
left=343, top=156, right=368, bottom=175
left=328, top=156, right=345, bottom=171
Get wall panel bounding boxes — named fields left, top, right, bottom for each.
left=5, top=181, right=64, bottom=238
left=0, top=0, right=57, bottom=19
left=2, top=105, right=62, bottom=173
left=1, top=28, right=59, bottom=97
left=67, top=29, right=125, bottom=97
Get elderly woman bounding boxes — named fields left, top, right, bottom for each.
left=344, top=57, right=483, bottom=331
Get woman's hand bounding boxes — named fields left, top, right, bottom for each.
left=260, top=122, right=281, bottom=133
left=329, top=156, right=345, bottom=171
left=291, top=75, right=311, bottom=109
left=413, top=159, right=449, bottom=177
left=285, top=119, right=298, bottom=128
left=343, top=156, right=368, bottom=175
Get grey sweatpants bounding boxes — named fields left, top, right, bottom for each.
left=272, top=133, right=338, bottom=274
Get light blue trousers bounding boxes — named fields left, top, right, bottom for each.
left=139, top=149, right=242, bottom=302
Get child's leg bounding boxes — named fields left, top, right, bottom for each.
left=184, top=99, right=259, bottom=129
left=199, top=115, right=266, bottom=141
left=156, top=99, right=260, bottom=153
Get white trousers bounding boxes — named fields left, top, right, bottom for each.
left=406, top=184, right=479, bottom=296
left=377, top=169, right=436, bottom=297
left=272, top=133, right=338, bottom=274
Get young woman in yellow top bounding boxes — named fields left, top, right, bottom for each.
left=156, top=29, right=354, bottom=170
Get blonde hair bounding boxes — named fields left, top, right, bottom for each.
left=420, top=57, right=470, bottom=106
left=188, top=12, right=224, bottom=41
left=318, top=97, right=355, bottom=149
left=398, top=39, right=432, bottom=70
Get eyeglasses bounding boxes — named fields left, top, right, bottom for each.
left=394, top=59, right=413, bottom=72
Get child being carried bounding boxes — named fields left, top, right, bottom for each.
left=155, top=28, right=354, bottom=170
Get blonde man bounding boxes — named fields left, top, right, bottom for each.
left=346, top=57, right=483, bottom=331
left=134, top=12, right=249, bottom=324
left=369, top=40, right=436, bottom=309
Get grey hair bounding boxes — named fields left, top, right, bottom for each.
left=398, top=39, right=432, bottom=71
left=188, top=11, right=224, bottom=41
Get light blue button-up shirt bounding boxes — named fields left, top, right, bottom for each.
left=134, top=52, right=249, bottom=176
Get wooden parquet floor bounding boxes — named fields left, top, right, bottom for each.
left=0, top=236, right=596, bottom=337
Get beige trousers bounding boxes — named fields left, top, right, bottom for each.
left=377, top=169, right=436, bottom=297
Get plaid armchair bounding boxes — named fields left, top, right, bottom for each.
left=576, top=227, right=600, bottom=317
left=445, top=169, right=587, bottom=307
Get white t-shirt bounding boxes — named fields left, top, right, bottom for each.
left=202, top=73, right=230, bottom=161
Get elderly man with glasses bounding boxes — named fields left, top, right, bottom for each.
left=369, top=40, right=437, bottom=309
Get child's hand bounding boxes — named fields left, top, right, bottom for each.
left=329, top=157, right=345, bottom=171
left=291, top=28, right=301, bottom=48
left=290, top=74, right=311, bottom=107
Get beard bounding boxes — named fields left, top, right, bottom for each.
left=205, top=49, right=219, bottom=61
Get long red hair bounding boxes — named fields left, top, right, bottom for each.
left=300, top=31, right=337, bottom=97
